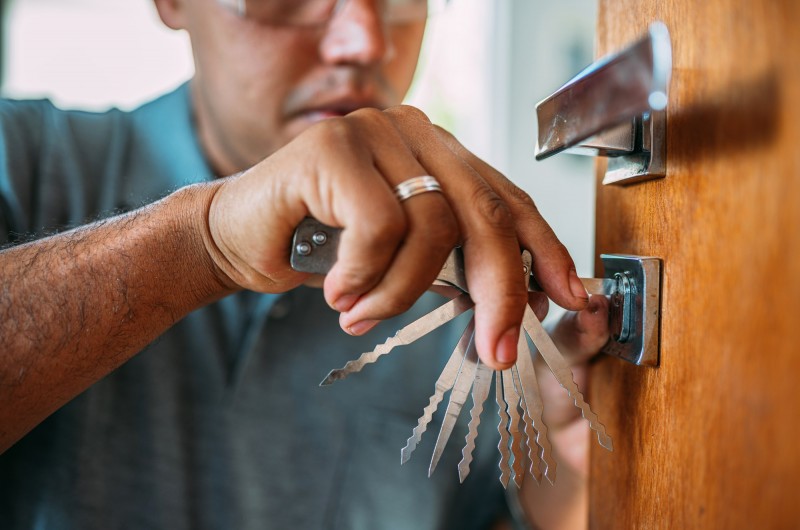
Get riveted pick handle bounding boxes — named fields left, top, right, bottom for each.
left=290, top=217, right=342, bottom=275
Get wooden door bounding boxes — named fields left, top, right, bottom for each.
left=589, top=1, right=800, bottom=528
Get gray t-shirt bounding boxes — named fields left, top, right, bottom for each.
left=0, top=84, right=506, bottom=530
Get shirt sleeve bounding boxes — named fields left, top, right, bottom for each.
left=0, top=99, right=48, bottom=246
left=0, top=99, right=132, bottom=246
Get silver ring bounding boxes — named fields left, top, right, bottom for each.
left=393, top=176, right=442, bottom=202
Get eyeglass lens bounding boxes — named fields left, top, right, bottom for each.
left=240, top=0, right=444, bottom=27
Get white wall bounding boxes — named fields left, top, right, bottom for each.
left=2, top=0, right=193, bottom=110
left=411, top=0, right=599, bottom=295
left=413, top=0, right=599, bottom=288
left=492, top=0, right=598, bottom=281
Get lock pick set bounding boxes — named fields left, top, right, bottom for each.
left=292, top=218, right=613, bottom=487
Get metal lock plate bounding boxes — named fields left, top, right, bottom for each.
left=600, top=254, right=662, bottom=366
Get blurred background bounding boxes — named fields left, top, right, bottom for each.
left=0, top=0, right=598, bottom=310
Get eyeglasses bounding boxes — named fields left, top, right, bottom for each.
left=216, top=0, right=449, bottom=28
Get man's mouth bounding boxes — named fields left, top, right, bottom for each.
left=293, top=100, right=385, bottom=124
left=302, top=108, right=355, bottom=122
left=283, top=68, right=398, bottom=128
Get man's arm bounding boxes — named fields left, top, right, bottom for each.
left=0, top=105, right=588, bottom=453
left=0, top=183, right=231, bottom=452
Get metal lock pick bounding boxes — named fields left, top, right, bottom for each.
left=291, top=218, right=613, bottom=487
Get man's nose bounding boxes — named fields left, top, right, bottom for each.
left=319, top=0, right=394, bottom=65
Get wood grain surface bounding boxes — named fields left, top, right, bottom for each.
left=589, top=1, right=800, bottom=528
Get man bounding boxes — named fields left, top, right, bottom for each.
left=0, top=0, right=608, bottom=528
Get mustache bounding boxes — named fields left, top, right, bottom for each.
left=283, top=67, right=399, bottom=115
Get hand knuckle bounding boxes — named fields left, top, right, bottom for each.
left=472, top=187, right=514, bottom=230
left=506, top=183, right=539, bottom=213
left=370, top=212, right=407, bottom=243
left=312, top=117, right=357, bottom=147
left=425, top=210, right=459, bottom=248
left=387, top=104, right=431, bottom=123
left=547, top=240, right=571, bottom=262
left=348, top=106, right=386, bottom=124
left=338, top=266, right=380, bottom=291
left=431, top=123, right=450, bottom=137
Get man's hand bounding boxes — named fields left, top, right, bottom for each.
left=0, top=104, right=587, bottom=452
left=203, top=105, right=589, bottom=370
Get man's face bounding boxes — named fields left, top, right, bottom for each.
left=160, top=0, right=426, bottom=174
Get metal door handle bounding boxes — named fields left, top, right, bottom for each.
left=535, top=22, right=672, bottom=185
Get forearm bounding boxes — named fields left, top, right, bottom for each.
left=518, top=426, right=589, bottom=530
left=515, top=302, right=608, bottom=529
left=0, top=181, right=235, bottom=452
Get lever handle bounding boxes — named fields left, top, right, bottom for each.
left=535, top=22, right=672, bottom=185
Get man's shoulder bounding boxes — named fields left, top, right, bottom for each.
left=0, top=83, right=204, bottom=236
left=0, top=97, right=55, bottom=118
left=0, top=83, right=191, bottom=144
left=0, top=95, right=130, bottom=159
left=0, top=98, right=65, bottom=151
left=128, top=82, right=191, bottom=122
left=0, top=82, right=202, bottom=182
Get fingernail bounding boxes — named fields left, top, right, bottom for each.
left=347, top=320, right=379, bottom=336
left=332, top=294, right=359, bottom=312
left=569, top=269, right=589, bottom=301
left=587, top=296, right=601, bottom=314
left=496, top=327, right=519, bottom=365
